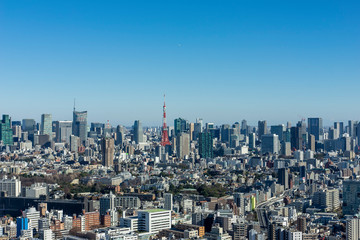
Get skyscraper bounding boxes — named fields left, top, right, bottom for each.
left=261, top=134, right=279, bottom=154
left=0, top=115, right=13, bottom=145
left=270, top=125, right=285, bottom=142
left=343, top=180, right=360, bottom=215
left=346, top=218, right=360, bottom=240
left=176, top=132, right=190, bottom=159
left=308, top=134, right=315, bottom=151
left=73, top=110, right=88, bottom=144
left=249, top=133, right=256, bottom=149
left=101, top=137, right=115, bottom=167
left=241, top=119, right=248, bottom=135
left=348, top=120, right=357, bottom=137
left=16, top=217, right=29, bottom=238
left=164, top=193, right=173, bottom=211
left=116, top=125, right=125, bottom=146
left=290, top=126, right=302, bottom=150
left=221, top=124, right=231, bottom=143
left=258, top=121, right=267, bottom=139
left=133, top=120, right=143, bottom=144
left=278, top=168, right=289, bottom=189
left=199, top=132, right=213, bottom=159
left=40, top=114, right=52, bottom=137
left=22, top=119, right=36, bottom=142
left=174, top=118, right=189, bottom=136
left=54, top=121, right=72, bottom=144
left=307, top=118, right=323, bottom=141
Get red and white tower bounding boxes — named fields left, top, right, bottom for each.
left=161, top=94, right=171, bottom=146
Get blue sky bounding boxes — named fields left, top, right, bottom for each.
left=0, top=1, right=359, bottom=126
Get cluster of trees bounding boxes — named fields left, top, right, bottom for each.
left=196, top=183, right=226, bottom=198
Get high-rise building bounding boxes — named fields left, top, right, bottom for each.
left=233, top=193, right=245, bottom=215
left=164, top=193, right=173, bottom=211
left=348, top=120, right=357, bottom=137
left=133, top=120, right=143, bottom=144
left=271, top=125, right=285, bottom=142
left=40, top=114, right=52, bottom=137
left=297, top=216, right=307, bottom=233
left=312, top=189, right=340, bottom=211
left=278, top=168, right=289, bottom=189
left=174, top=118, right=189, bottom=136
left=221, top=124, right=231, bottom=143
left=346, top=218, right=360, bottom=240
left=261, top=134, right=279, bottom=154
left=72, top=110, right=88, bottom=144
left=199, top=132, right=213, bottom=159
left=116, top=125, right=125, bottom=146
left=189, top=123, right=194, bottom=141
left=343, top=180, right=360, bottom=215
left=193, top=122, right=202, bottom=140
left=308, top=134, right=315, bottom=151
left=241, top=120, right=248, bottom=135
left=308, top=118, right=323, bottom=141
left=16, top=217, right=29, bottom=238
left=138, top=209, right=171, bottom=234
left=0, top=115, right=13, bottom=145
left=22, top=119, right=36, bottom=132
left=70, top=135, right=80, bottom=153
left=258, top=120, right=267, bottom=139
left=100, top=192, right=116, bottom=215
left=249, top=133, right=256, bottom=149
left=0, top=176, right=21, bottom=197
left=176, top=132, right=190, bottom=159
left=54, top=121, right=72, bottom=144
left=290, top=126, right=302, bottom=151
left=24, top=207, right=40, bottom=231
left=101, top=137, right=115, bottom=167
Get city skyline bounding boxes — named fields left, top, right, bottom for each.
left=0, top=105, right=357, bottom=128
left=1, top=1, right=359, bottom=125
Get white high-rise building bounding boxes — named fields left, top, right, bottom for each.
left=24, top=207, right=40, bottom=231
left=138, top=209, right=171, bottom=233
left=346, top=218, right=360, bottom=240
left=164, top=193, right=173, bottom=211
left=288, top=231, right=302, bottom=240
left=40, top=229, right=54, bottom=240
left=0, top=176, right=21, bottom=197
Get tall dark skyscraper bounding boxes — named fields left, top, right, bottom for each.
left=0, top=115, right=13, bottom=146
left=308, top=118, right=323, bottom=141
left=174, top=118, right=189, bottom=136
left=290, top=126, right=302, bottom=150
left=258, top=120, right=267, bottom=139
left=278, top=168, right=289, bottom=189
left=133, top=120, right=143, bottom=144
left=73, top=109, right=88, bottom=144
left=199, top=132, right=213, bottom=159
left=220, top=124, right=230, bottom=143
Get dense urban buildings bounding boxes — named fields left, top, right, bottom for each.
left=0, top=106, right=360, bottom=240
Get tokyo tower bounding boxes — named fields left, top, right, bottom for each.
left=160, top=95, right=171, bottom=146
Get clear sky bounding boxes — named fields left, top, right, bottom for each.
left=1, top=1, right=359, bottom=126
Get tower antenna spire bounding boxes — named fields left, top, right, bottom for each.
left=160, top=94, right=171, bottom=146
left=73, top=98, right=76, bottom=111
